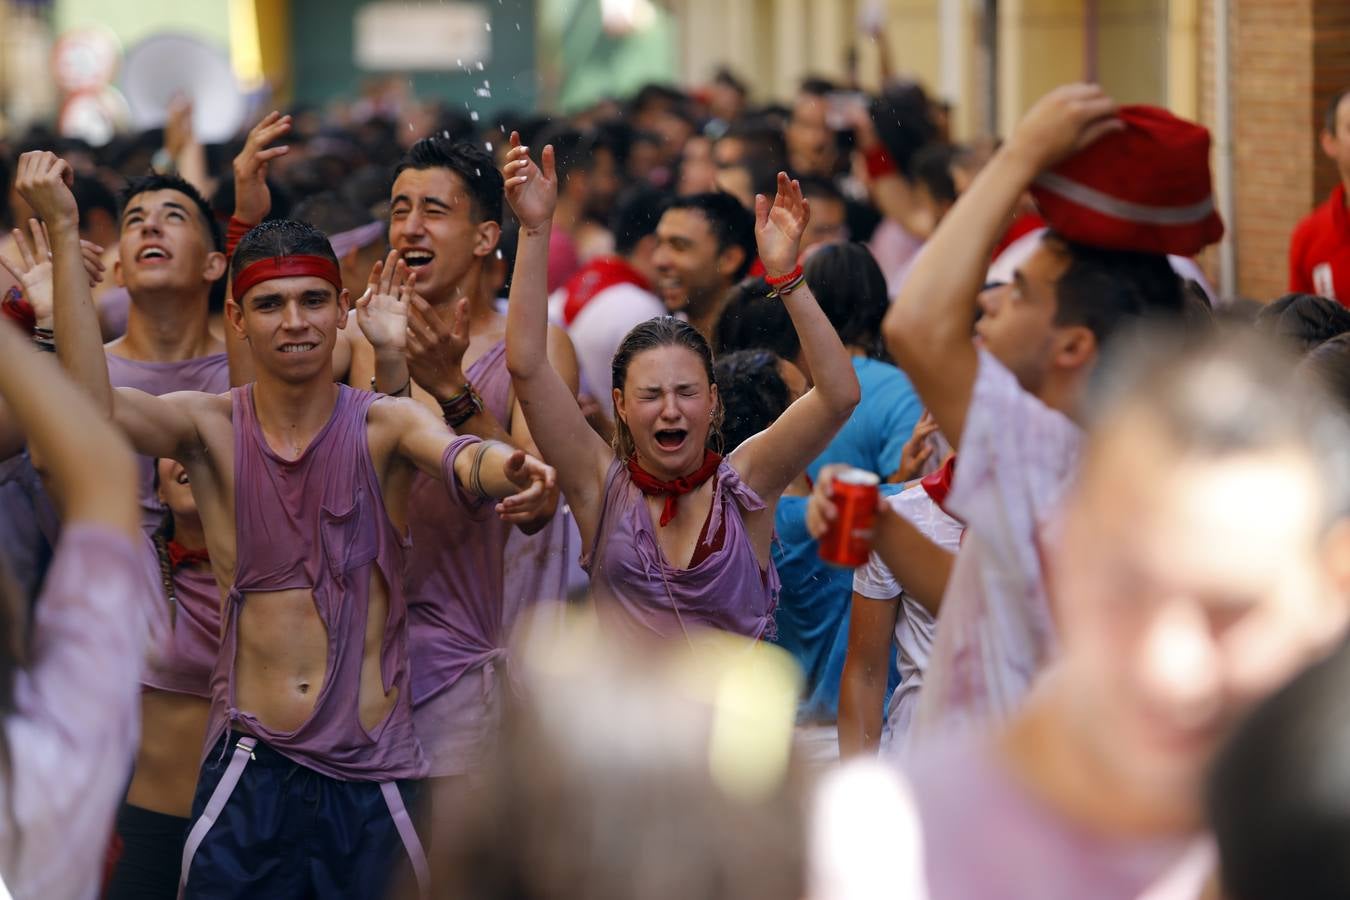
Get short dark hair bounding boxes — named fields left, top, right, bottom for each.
left=611, top=187, right=670, bottom=257
left=1043, top=231, right=1185, bottom=351
left=803, top=242, right=890, bottom=359
left=537, top=127, right=588, bottom=188
left=118, top=172, right=223, bottom=252
left=1208, top=639, right=1350, bottom=900
left=1326, top=88, right=1350, bottom=134
left=230, top=219, right=339, bottom=285
left=1300, top=331, right=1350, bottom=419
left=713, top=349, right=791, bottom=452
left=795, top=176, right=844, bottom=206
left=715, top=278, right=800, bottom=362
left=870, top=80, right=940, bottom=178
left=393, top=137, right=504, bottom=225
left=664, top=192, right=757, bottom=282
left=712, top=67, right=748, bottom=97
left=1255, top=293, right=1350, bottom=354
left=291, top=192, right=376, bottom=236
left=799, top=77, right=836, bottom=97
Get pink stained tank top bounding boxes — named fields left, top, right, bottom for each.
left=582, top=458, right=780, bottom=641
left=205, top=384, right=425, bottom=781
left=140, top=549, right=221, bottom=699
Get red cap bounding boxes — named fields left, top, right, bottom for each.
left=1030, top=105, right=1225, bottom=257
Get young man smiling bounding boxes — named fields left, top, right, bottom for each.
left=35, top=140, right=556, bottom=897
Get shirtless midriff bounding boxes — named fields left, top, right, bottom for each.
left=166, top=389, right=415, bottom=743
left=127, top=691, right=212, bottom=817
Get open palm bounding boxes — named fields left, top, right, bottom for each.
left=755, top=172, right=811, bottom=277
left=503, top=131, right=558, bottom=231
left=356, top=250, right=412, bottom=353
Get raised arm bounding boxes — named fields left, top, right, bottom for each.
left=502, top=133, right=613, bottom=540
left=387, top=395, right=558, bottom=525
left=15, top=152, right=114, bottom=412
left=882, top=84, right=1121, bottom=448
left=729, top=174, right=860, bottom=500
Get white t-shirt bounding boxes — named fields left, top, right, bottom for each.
left=549, top=282, right=666, bottom=401
left=852, top=484, right=963, bottom=745
left=910, top=349, right=1082, bottom=740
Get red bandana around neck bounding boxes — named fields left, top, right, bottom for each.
left=920, top=455, right=958, bottom=518
left=167, top=540, right=211, bottom=571
left=627, top=449, right=722, bottom=527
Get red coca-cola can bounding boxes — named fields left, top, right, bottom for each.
left=819, top=468, right=880, bottom=567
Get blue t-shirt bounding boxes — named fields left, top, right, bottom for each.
left=807, top=357, right=923, bottom=481
left=772, top=485, right=905, bottom=723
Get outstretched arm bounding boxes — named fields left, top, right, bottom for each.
left=730, top=174, right=860, bottom=500
left=502, top=133, right=613, bottom=543
left=389, top=395, right=559, bottom=525
left=882, top=84, right=1121, bottom=449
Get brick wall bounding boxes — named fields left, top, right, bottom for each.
left=1197, top=0, right=1350, bottom=302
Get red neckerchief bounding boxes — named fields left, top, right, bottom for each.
left=561, top=256, right=652, bottom=326
left=167, top=540, right=211, bottom=571
left=627, top=449, right=722, bottom=527
left=920, top=456, right=958, bottom=519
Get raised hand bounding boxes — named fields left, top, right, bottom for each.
left=355, top=250, right=413, bottom=354
left=406, top=294, right=471, bottom=402
left=0, top=221, right=55, bottom=323
left=1005, top=83, right=1122, bottom=175
left=502, top=131, right=557, bottom=232
left=890, top=411, right=940, bottom=483
left=14, top=151, right=78, bottom=229
left=163, top=96, right=196, bottom=161
left=755, top=172, right=811, bottom=278
left=233, top=111, right=291, bottom=224
left=495, top=449, right=559, bottom=525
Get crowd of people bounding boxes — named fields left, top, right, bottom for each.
left=2, top=46, right=1350, bottom=899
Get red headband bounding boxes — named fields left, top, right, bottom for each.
left=232, top=255, right=344, bottom=302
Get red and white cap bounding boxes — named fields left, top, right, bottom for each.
left=1030, top=105, right=1225, bottom=258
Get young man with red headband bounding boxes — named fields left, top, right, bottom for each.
left=45, top=149, right=557, bottom=894
left=876, top=85, right=1212, bottom=740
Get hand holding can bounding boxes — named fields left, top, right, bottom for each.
left=817, top=468, right=880, bottom=567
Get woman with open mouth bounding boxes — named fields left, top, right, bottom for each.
left=502, top=133, right=860, bottom=641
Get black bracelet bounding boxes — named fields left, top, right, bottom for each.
left=369, top=376, right=412, bottom=398
left=32, top=327, right=55, bottom=353
left=439, top=383, right=483, bottom=429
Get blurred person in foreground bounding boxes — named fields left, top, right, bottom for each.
left=824, top=329, right=1350, bottom=899
left=1207, top=626, right=1350, bottom=900
left=414, top=608, right=807, bottom=900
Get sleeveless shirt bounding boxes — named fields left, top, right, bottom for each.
left=583, top=458, right=779, bottom=641
left=205, top=384, right=425, bottom=781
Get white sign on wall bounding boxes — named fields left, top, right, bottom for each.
left=354, top=2, right=492, bottom=71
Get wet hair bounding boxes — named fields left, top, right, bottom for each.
left=610, top=317, right=719, bottom=459
left=1300, top=332, right=1350, bottom=419
left=803, top=242, right=890, bottom=359
left=291, top=191, right=377, bottom=237
left=715, top=278, right=800, bottom=363
left=393, top=136, right=504, bottom=225
left=610, top=187, right=670, bottom=257
left=1255, top=293, right=1350, bottom=354
left=118, top=172, right=224, bottom=252
left=713, top=350, right=791, bottom=452
left=1326, top=87, right=1350, bottom=134
left=230, top=219, right=339, bottom=286
left=1207, top=638, right=1350, bottom=900
left=1042, top=231, right=1185, bottom=351
left=1087, top=327, right=1350, bottom=532
left=663, top=193, right=757, bottom=282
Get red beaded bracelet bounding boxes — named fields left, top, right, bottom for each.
left=764, top=264, right=804, bottom=288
